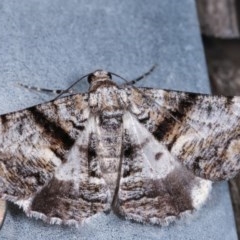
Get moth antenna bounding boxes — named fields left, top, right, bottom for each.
left=54, top=72, right=91, bottom=100
left=16, top=82, right=75, bottom=95
left=110, top=65, right=157, bottom=86
left=55, top=65, right=156, bottom=100
left=125, top=65, right=156, bottom=85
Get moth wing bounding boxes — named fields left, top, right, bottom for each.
left=30, top=116, right=111, bottom=224
left=113, top=112, right=211, bottom=225
left=0, top=94, right=110, bottom=224
left=128, top=88, right=240, bottom=181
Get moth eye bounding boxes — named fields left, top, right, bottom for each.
left=88, top=73, right=94, bottom=84
left=107, top=72, right=112, bottom=79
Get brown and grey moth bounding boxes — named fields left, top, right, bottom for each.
left=0, top=69, right=240, bottom=226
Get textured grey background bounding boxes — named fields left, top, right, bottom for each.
left=0, top=0, right=237, bottom=239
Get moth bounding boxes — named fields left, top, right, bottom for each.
left=0, top=69, right=239, bottom=226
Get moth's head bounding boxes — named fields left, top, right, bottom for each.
left=88, top=70, right=112, bottom=84
left=88, top=70, right=116, bottom=91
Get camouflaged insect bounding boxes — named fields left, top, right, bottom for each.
left=0, top=69, right=240, bottom=226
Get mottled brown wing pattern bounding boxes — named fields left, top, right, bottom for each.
left=114, top=113, right=211, bottom=225
left=128, top=88, right=240, bottom=181
left=30, top=117, right=111, bottom=224
left=1, top=69, right=240, bottom=227
left=0, top=94, right=111, bottom=224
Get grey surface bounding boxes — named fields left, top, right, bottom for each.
left=0, top=0, right=237, bottom=239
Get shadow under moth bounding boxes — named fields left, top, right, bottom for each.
left=0, top=69, right=239, bottom=226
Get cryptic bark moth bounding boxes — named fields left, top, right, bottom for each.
left=0, top=70, right=239, bottom=226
